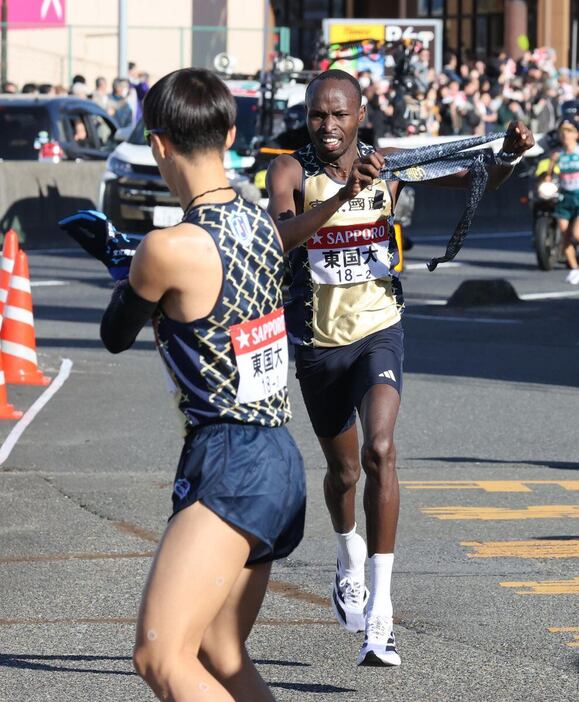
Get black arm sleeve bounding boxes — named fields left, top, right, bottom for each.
left=100, top=279, right=158, bottom=354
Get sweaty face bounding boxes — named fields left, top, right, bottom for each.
left=306, top=79, right=363, bottom=161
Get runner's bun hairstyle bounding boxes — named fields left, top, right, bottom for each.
left=143, top=68, right=236, bottom=155
left=305, top=69, right=362, bottom=107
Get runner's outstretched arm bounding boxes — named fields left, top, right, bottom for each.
left=266, top=153, right=382, bottom=252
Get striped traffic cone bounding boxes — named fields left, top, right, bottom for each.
left=0, top=354, right=23, bottom=419
left=0, top=231, right=23, bottom=418
left=0, top=229, right=19, bottom=316
left=2, top=250, right=50, bottom=386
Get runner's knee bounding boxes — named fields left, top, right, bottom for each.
left=325, top=458, right=361, bottom=493
left=133, top=638, right=195, bottom=688
left=361, top=437, right=396, bottom=480
left=199, top=639, right=245, bottom=679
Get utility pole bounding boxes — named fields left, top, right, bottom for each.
left=573, top=19, right=578, bottom=93
left=1, top=0, right=7, bottom=86
left=118, top=0, right=128, bottom=78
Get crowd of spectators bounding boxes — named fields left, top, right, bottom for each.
left=358, top=47, right=578, bottom=143
left=0, top=61, right=150, bottom=129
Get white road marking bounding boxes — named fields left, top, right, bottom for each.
left=415, top=231, right=530, bottom=242
left=406, top=289, right=579, bottom=306
left=404, top=313, right=522, bottom=324
left=405, top=298, right=447, bottom=306
left=0, top=359, right=73, bottom=466
left=519, top=290, right=579, bottom=300
left=30, top=280, right=70, bottom=287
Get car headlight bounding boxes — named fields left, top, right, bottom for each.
left=107, top=156, right=133, bottom=177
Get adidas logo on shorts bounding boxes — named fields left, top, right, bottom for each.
left=378, top=369, right=396, bottom=381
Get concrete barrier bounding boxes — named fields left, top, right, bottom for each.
left=0, top=159, right=533, bottom=249
left=0, top=162, right=106, bottom=249
left=447, top=279, right=521, bottom=307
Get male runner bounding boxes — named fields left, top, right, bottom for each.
left=545, top=119, right=579, bottom=283
left=100, top=68, right=305, bottom=701
left=267, top=69, right=534, bottom=666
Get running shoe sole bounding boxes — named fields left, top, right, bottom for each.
left=357, top=649, right=401, bottom=667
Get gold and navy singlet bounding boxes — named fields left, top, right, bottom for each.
left=286, top=141, right=404, bottom=347
left=154, top=195, right=291, bottom=432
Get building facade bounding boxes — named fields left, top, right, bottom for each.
left=2, top=0, right=269, bottom=89
left=272, top=0, right=578, bottom=69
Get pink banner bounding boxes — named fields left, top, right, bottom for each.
left=8, top=0, right=66, bottom=28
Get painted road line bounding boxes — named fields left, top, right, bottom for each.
left=461, top=540, right=579, bottom=558
left=401, top=480, right=579, bottom=493
left=404, top=313, right=522, bottom=324
left=414, top=231, right=530, bottom=242
left=519, top=290, right=579, bottom=301
left=404, top=298, right=447, bottom=306
left=500, top=578, right=579, bottom=595
left=422, top=505, right=579, bottom=520
left=0, top=358, right=73, bottom=466
left=405, top=290, right=579, bottom=306
left=547, top=627, right=579, bottom=648
left=30, top=280, right=70, bottom=287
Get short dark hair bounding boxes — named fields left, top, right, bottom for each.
left=143, top=68, right=237, bottom=155
left=305, top=69, right=362, bottom=107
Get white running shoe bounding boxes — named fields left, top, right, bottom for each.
left=357, top=615, right=401, bottom=667
left=331, top=560, right=369, bottom=633
left=565, top=269, right=579, bottom=285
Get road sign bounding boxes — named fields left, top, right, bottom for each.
left=7, top=0, right=66, bottom=28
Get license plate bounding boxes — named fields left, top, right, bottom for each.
left=153, top=206, right=183, bottom=227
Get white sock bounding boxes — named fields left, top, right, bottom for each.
left=335, top=524, right=367, bottom=579
left=367, top=553, right=394, bottom=620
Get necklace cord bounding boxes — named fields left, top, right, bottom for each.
left=182, top=186, right=234, bottom=219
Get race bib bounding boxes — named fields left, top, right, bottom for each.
left=230, top=307, right=288, bottom=403
left=307, top=222, right=394, bottom=285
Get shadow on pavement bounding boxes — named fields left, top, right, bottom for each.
left=37, top=338, right=155, bottom=351
left=34, top=304, right=105, bottom=324
left=270, top=681, right=357, bottom=693
left=0, top=652, right=134, bottom=676
left=409, top=457, right=579, bottom=471
left=255, top=659, right=311, bottom=667
left=404, top=297, right=579, bottom=388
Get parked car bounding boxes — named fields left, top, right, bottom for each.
left=99, top=116, right=259, bottom=233
left=0, top=95, right=118, bottom=162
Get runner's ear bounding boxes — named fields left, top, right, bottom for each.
left=358, top=104, right=366, bottom=124
left=225, top=125, right=237, bottom=150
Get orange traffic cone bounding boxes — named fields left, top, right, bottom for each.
left=0, top=353, right=23, bottom=419
left=0, top=230, right=19, bottom=316
left=1, top=250, right=50, bottom=386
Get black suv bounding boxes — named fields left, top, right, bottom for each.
left=0, top=95, right=118, bottom=162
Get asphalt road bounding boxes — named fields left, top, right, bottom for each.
left=0, top=227, right=577, bottom=702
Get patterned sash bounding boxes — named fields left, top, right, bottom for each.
left=379, top=132, right=508, bottom=271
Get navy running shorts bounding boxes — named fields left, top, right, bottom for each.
left=555, top=189, right=579, bottom=221
left=294, top=322, right=404, bottom=439
left=170, top=422, right=306, bottom=565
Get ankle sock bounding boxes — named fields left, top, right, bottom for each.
left=367, top=553, right=394, bottom=619
left=335, top=524, right=367, bottom=578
